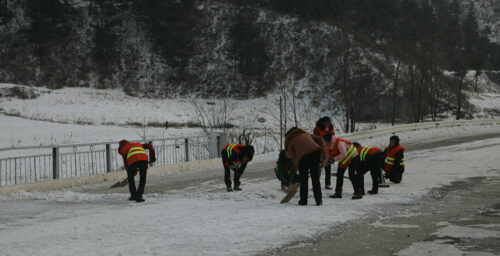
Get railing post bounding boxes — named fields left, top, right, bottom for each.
left=185, top=138, right=190, bottom=162
left=148, top=141, right=153, bottom=166
left=52, top=147, right=60, bottom=180
left=106, top=144, right=111, bottom=173
left=216, top=135, right=221, bottom=158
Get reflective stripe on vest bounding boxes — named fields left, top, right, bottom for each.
left=226, top=144, right=238, bottom=158
left=127, top=147, right=146, bottom=159
left=359, top=146, right=372, bottom=162
left=385, top=157, right=405, bottom=166
left=340, top=144, right=357, bottom=165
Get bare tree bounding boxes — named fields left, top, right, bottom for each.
left=191, top=99, right=235, bottom=135
left=455, top=71, right=466, bottom=120
left=391, top=59, right=401, bottom=126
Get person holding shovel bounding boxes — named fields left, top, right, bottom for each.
left=118, top=140, right=156, bottom=202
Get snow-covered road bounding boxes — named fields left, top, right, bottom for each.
left=1, top=133, right=500, bottom=256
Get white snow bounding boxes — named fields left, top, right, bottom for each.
left=433, top=225, right=500, bottom=239
left=471, top=224, right=500, bottom=229
left=1, top=82, right=500, bottom=255
left=396, top=222, right=500, bottom=256
left=396, top=239, right=496, bottom=256
left=0, top=84, right=277, bottom=128
left=1, top=136, right=500, bottom=256
left=0, top=114, right=201, bottom=148
left=370, top=221, right=419, bottom=229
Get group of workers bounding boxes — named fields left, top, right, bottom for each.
left=275, top=116, right=406, bottom=205
left=116, top=116, right=405, bottom=205
left=221, top=116, right=405, bottom=206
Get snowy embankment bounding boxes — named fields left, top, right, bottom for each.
left=0, top=84, right=277, bottom=143
left=0, top=123, right=500, bottom=255
left=0, top=83, right=285, bottom=153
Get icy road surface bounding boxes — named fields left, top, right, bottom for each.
left=1, top=133, right=500, bottom=256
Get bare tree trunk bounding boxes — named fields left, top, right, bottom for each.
left=474, top=70, right=480, bottom=92
left=279, top=96, right=283, bottom=150
left=417, top=74, right=425, bottom=122
left=292, top=85, right=298, bottom=127
left=284, top=95, right=287, bottom=133
left=343, top=71, right=349, bottom=133
left=391, top=59, right=401, bottom=126
left=456, top=75, right=464, bottom=120
left=349, top=105, right=355, bottom=133
left=345, top=110, right=349, bottom=133
left=430, top=76, right=441, bottom=121
left=408, top=65, right=418, bottom=122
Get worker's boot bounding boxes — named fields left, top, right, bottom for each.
left=330, top=193, right=342, bottom=199
left=135, top=195, right=145, bottom=203
left=351, top=193, right=363, bottom=200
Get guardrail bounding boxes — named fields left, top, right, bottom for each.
left=343, top=119, right=500, bottom=141
left=0, top=132, right=227, bottom=186
left=1, top=119, right=499, bottom=187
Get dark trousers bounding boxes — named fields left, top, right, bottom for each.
left=386, top=169, right=404, bottom=183
left=359, top=152, right=385, bottom=193
left=126, top=160, right=148, bottom=198
left=224, top=163, right=247, bottom=188
left=298, top=151, right=322, bottom=205
left=324, top=164, right=332, bottom=186
left=335, top=157, right=361, bottom=195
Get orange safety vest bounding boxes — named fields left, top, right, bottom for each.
left=119, top=142, right=148, bottom=166
left=313, top=126, right=334, bottom=138
left=356, top=146, right=381, bottom=162
left=384, top=144, right=405, bottom=171
left=329, top=138, right=357, bottom=169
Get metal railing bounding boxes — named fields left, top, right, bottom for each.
left=0, top=132, right=227, bottom=186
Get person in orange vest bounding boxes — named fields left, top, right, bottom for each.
left=352, top=142, right=385, bottom=195
left=323, top=133, right=362, bottom=200
left=222, top=143, right=255, bottom=192
left=285, top=127, right=325, bottom=206
left=313, top=116, right=335, bottom=190
left=118, top=140, right=156, bottom=202
left=384, top=135, right=405, bottom=183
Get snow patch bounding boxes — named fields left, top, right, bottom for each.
left=433, top=225, right=500, bottom=239
left=370, top=221, right=419, bottom=229
left=397, top=239, right=496, bottom=256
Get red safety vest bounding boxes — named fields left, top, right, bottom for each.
left=329, top=138, right=356, bottom=169
left=313, top=126, right=334, bottom=138
left=223, top=144, right=243, bottom=163
left=384, top=145, right=405, bottom=171
left=356, top=146, right=381, bottom=162
left=119, top=142, right=148, bottom=166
